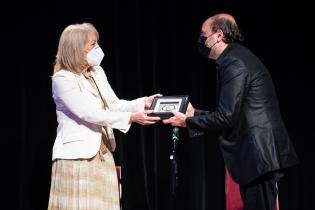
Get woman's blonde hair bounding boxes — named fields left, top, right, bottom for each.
left=53, top=23, right=99, bottom=75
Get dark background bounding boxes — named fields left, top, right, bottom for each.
left=8, top=0, right=313, bottom=209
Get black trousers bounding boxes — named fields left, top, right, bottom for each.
left=239, top=171, right=283, bottom=210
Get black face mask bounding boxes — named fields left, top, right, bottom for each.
left=197, top=35, right=210, bottom=58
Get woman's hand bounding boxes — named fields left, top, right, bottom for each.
left=130, top=110, right=161, bottom=125
left=145, top=93, right=162, bottom=109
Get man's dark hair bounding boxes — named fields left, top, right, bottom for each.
left=211, top=17, right=244, bottom=43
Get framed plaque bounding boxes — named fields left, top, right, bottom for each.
left=148, top=95, right=189, bottom=120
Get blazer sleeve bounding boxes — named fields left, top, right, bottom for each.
left=186, top=64, right=249, bottom=135
left=194, top=109, right=210, bottom=116
left=52, top=72, right=132, bottom=133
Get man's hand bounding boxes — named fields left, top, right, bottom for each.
left=163, top=111, right=187, bottom=127
left=130, top=110, right=160, bottom=125
left=145, top=93, right=162, bottom=109
left=186, top=102, right=195, bottom=117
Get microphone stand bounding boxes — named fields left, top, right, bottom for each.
left=170, top=127, right=179, bottom=196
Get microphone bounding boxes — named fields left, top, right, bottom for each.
left=170, top=127, right=179, bottom=160
left=170, top=127, right=179, bottom=195
left=172, top=127, right=179, bottom=142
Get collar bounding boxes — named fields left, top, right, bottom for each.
left=215, top=43, right=234, bottom=66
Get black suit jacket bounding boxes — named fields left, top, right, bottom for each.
left=186, top=43, right=299, bottom=185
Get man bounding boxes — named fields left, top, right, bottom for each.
left=163, top=13, right=299, bottom=210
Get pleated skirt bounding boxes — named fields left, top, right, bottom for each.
left=48, top=149, right=120, bottom=210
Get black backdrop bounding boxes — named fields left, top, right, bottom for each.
left=9, top=0, right=313, bottom=209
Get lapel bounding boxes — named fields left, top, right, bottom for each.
left=216, top=67, right=221, bottom=103
left=78, top=73, right=99, bottom=97
left=90, top=70, right=109, bottom=107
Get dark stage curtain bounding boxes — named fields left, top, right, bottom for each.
left=11, top=1, right=312, bottom=210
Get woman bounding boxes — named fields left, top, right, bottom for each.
left=48, top=23, right=160, bottom=210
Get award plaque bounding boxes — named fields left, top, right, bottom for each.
left=148, top=95, right=189, bottom=120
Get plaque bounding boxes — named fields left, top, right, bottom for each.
left=148, top=95, right=189, bottom=120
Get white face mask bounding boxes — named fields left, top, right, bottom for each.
left=86, top=45, right=104, bottom=66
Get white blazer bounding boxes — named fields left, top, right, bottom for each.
left=51, top=66, right=145, bottom=160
